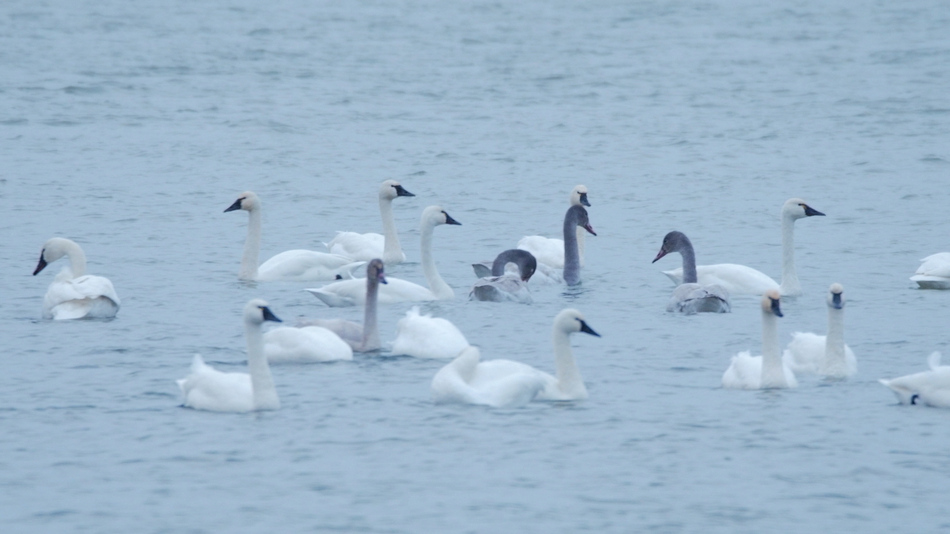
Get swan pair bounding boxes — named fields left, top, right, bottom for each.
left=652, top=231, right=730, bottom=314
left=517, top=185, right=591, bottom=269
left=910, top=252, right=950, bottom=289
left=326, top=180, right=415, bottom=264
left=470, top=249, right=537, bottom=303
left=32, top=237, right=120, bottom=320
left=431, top=309, right=599, bottom=408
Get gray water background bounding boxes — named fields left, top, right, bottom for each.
left=2, top=0, right=950, bottom=532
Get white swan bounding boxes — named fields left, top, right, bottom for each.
left=300, top=259, right=387, bottom=352
left=431, top=308, right=600, bottom=407
left=391, top=306, right=470, bottom=359
left=517, top=185, right=591, bottom=269
left=305, top=206, right=461, bottom=307
left=663, top=198, right=825, bottom=296
left=263, top=326, right=353, bottom=363
left=325, top=180, right=415, bottom=264
left=225, top=191, right=364, bottom=281
left=880, top=352, right=950, bottom=407
left=722, top=290, right=798, bottom=389
left=782, top=283, right=857, bottom=378
left=910, top=252, right=950, bottom=289
left=652, top=231, right=731, bottom=314
left=470, top=249, right=537, bottom=303
left=32, top=237, right=120, bottom=320
left=177, top=299, right=282, bottom=412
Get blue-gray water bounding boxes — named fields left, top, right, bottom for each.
left=2, top=0, right=950, bottom=532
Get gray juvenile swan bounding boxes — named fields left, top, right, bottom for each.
left=300, top=259, right=388, bottom=352
left=470, top=249, right=537, bottom=303
left=562, top=205, right=596, bottom=286
left=517, top=185, right=591, bottom=269
left=652, top=231, right=731, bottom=314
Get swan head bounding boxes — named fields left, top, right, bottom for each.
left=555, top=308, right=601, bottom=337
left=827, top=283, right=844, bottom=310
left=567, top=205, right=597, bottom=236
left=652, top=231, right=691, bottom=263
left=224, top=191, right=261, bottom=213
left=244, top=299, right=282, bottom=325
left=367, top=258, right=388, bottom=285
left=380, top=179, right=415, bottom=200
left=782, top=198, right=825, bottom=220
left=422, top=205, right=462, bottom=227
left=571, top=185, right=591, bottom=207
left=761, top=290, right=783, bottom=318
left=33, top=237, right=75, bottom=275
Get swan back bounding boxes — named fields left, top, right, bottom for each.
left=391, top=306, right=470, bottom=359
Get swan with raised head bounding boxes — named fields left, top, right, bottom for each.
left=782, top=283, right=857, bottom=378
left=722, top=290, right=798, bottom=389
left=177, top=299, right=282, bottom=412
left=470, top=249, right=537, bottom=303
left=32, top=237, right=120, bottom=320
left=652, top=231, right=731, bottom=314
left=305, top=206, right=461, bottom=307
left=299, top=259, right=387, bottom=352
left=910, top=252, right=950, bottom=289
left=431, top=308, right=600, bottom=407
left=663, top=198, right=825, bottom=296
left=561, top=205, right=596, bottom=286
left=517, top=185, right=591, bottom=269
left=880, top=352, right=950, bottom=408
left=391, top=306, right=470, bottom=359
left=326, top=180, right=415, bottom=264
left=225, top=191, right=364, bottom=282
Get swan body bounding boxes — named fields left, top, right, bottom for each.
left=177, top=299, right=282, bottom=412
left=880, top=352, right=950, bottom=407
left=225, top=191, right=364, bottom=281
left=722, top=291, right=798, bottom=389
left=326, top=180, right=415, bottom=264
left=264, top=326, right=353, bottom=363
left=782, top=283, right=857, bottom=378
left=517, top=185, right=591, bottom=268
left=431, top=308, right=600, bottom=406
left=391, top=306, right=470, bottom=359
left=305, top=206, right=461, bottom=307
left=663, top=198, right=825, bottom=296
left=301, top=259, right=387, bottom=352
left=910, top=252, right=950, bottom=289
left=33, top=237, right=120, bottom=320
left=470, top=249, right=536, bottom=303
left=652, top=231, right=731, bottom=314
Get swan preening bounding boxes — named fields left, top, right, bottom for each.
left=470, top=249, right=537, bottom=303
left=301, top=259, right=387, bottom=352
left=652, top=231, right=730, bottom=314
left=880, top=352, right=950, bottom=408
left=177, top=299, right=282, bottom=412
left=225, top=191, right=364, bottom=282
left=391, top=306, right=470, bottom=359
left=326, top=180, right=415, bottom=264
left=782, top=283, right=857, bottom=378
left=517, top=185, right=591, bottom=269
left=722, top=290, right=798, bottom=389
left=911, top=252, right=950, bottom=289
left=431, top=309, right=600, bottom=408
left=305, top=205, right=461, bottom=307
left=662, top=198, right=825, bottom=296
left=32, top=237, right=120, bottom=320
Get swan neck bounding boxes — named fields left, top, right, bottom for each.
left=824, top=306, right=847, bottom=373
left=245, top=321, right=279, bottom=410
left=379, top=197, right=402, bottom=262
left=241, top=208, right=262, bottom=280
left=575, top=226, right=586, bottom=264
left=361, top=278, right=381, bottom=350
left=553, top=329, right=587, bottom=398
left=760, top=310, right=787, bottom=388
left=64, top=241, right=87, bottom=277
left=563, top=211, right=582, bottom=285
left=420, top=222, right=453, bottom=298
left=780, top=215, right=800, bottom=295
left=679, top=241, right=698, bottom=284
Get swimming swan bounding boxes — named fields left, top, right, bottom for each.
left=722, top=290, right=798, bottom=389
left=263, top=325, right=353, bottom=363
left=652, top=231, right=731, bottom=314
left=910, top=252, right=950, bottom=289
left=391, top=306, right=470, bottom=359
left=562, top=205, right=596, bottom=286
left=326, top=180, right=415, bottom=264
left=225, top=191, right=364, bottom=281
left=431, top=308, right=600, bottom=407
left=470, top=249, right=537, bottom=303
left=880, top=352, right=950, bottom=408
left=177, top=299, right=282, bottom=412
left=663, top=198, right=825, bottom=296
left=300, top=259, right=387, bottom=352
left=517, top=185, right=591, bottom=269
left=32, top=237, right=120, bottom=320
left=305, top=206, right=461, bottom=307
left=782, top=283, right=857, bottom=378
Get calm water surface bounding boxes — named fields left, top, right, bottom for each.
left=2, top=0, right=950, bottom=532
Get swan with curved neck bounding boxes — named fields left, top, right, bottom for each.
left=652, top=231, right=731, bottom=314
left=32, top=237, right=120, bottom=320
left=301, top=259, right=387, bottom=351
left=470, top=249, right=537, bottom=303
left=783, top=283, right=857, bottom=378
left=517, top=185, right=591, bottom=269
left=662, top=198, right=824, bottom=296
left=177, top=299, right=282, bottom=412
left=326, top=180, right=415, bottom=264
left=910, top=252, right=950, bottom=289
left=880, top=352, right=950, bottom=408
left=563, top=205, right=596, bottom=286
left=722, top=290, right=798, bottom=389
left=225, top=191, right=364, bottom=281
left=431, top=308, right=600, bottom=407
left=305, top=206, right=461, bottom=307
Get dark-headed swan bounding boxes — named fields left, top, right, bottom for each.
left=517, top=185, right=591, bottom=269
left=652, top=231, right=731, bottom=314
left=301, top=259, right=387, bottom=352
left=470, top=249, right=537, bottom=303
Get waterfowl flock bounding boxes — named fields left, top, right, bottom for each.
left=30, top=181, right=949, bottom=412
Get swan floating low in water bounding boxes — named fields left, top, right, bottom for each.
left=391, top=306, right=470, bottom=359
left=783, top=283, right=857, bottom=378
left=880, top=352, right=950, bottom=408
left=517, top=185, right=591, bottom=269
left=431, top=308, right=600, bottom=407
left=32, top=237, right=120, bottom=320
left=326, top=180, right=415, bottom=264
left=177, top=299, right=282, bottom=412
left=300, top=259, right=387, bottom=352
left=305, top=206, right=461, bottom=307
left=470, top=249, right=537, bottom=303
left=225, top=191, right=364, bottom=282
left=263, top=325, right=353, bottom=363
left=722, top=290, right=798, bottom=390
left=662, top=198, right=825, bottom=296
left=910, top=252, right=950, bottom=289
left=652, top=231, right=730, bottom=314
